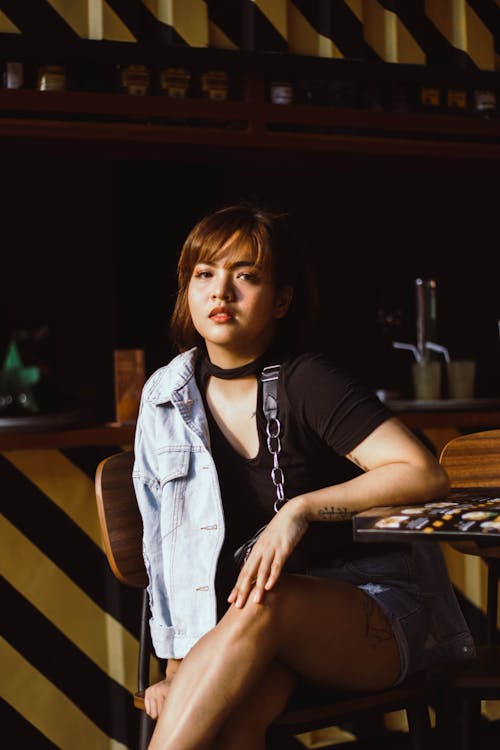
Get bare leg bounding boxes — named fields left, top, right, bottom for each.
left=147, top=574, right=400, bottom=750
left=209, top=660, right=297, bottom=750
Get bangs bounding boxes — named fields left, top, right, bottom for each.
left=177, top=207, right=275, bottom=289
left=197, top=228, right=268, bottom=270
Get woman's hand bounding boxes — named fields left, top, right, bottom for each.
left=144, top=659, right=182, bottom=719
left=228, top=498, right=309, bottom=609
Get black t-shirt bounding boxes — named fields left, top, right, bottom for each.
left=196, top=351, right=394, bottom=615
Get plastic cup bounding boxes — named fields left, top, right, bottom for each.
left=447, top=360, right=476, bottom=400
left=411, top=361, right=441, bottom=400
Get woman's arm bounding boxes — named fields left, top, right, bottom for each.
left=229, top=417, right=449, bottom=608
left=304, top=416, right=450, bottom=521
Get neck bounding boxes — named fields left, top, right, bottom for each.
left=204, top=344, right=267, bottom=371
left=201, top=347, right=272, bottom=381
left=207, top=354, right=258, bottom=370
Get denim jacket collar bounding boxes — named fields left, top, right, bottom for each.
left=146, top=347, right=198, bottom=406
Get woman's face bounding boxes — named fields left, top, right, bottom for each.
left=187, top=238, right=291, bottom=365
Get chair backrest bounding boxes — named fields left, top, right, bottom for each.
left=439, top=429, right=500, bottom=559
left=95, top=450, right=148, bottom=588
left=439, top=429, right=500, bottom=488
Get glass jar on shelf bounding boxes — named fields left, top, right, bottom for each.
left=37, top=65, right=66, bottom=92
left=419, top=84, right=442, bottom=113
left=3, top=61, right=24, bottom=89
left=269, top=80, right=294, bottom=105
left=118, top=64, right=150, bottom=96
left=159, top=67, right=191, bottom=98
left=200, top=70, right=229, bottom=101
left=446, top=87, right=468, bottom=114
left=472, top=88, right=496, bottom=118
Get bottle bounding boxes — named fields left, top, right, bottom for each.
left=3, top=62, right=23, bottom=89
left=472, top=88, right=496, bottom=118
left=269, top=80, right=294, bottom=105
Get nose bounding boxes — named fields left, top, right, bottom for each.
left=211, top=272, right=233, bottom=301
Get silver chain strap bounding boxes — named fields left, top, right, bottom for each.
left=266, top=416, right=286, bottom=511
left=262, top=365, right=287, bottom=513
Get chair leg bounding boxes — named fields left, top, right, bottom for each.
left=138, top=711, right=155, bottom=750
left=459, top=699, right=482, bottom=750
left=406, top=701, right=432, bottom=750
left=406, top=702, right=432, bottom=750
left=486, top=559, right=500, bottom=647
left=138, top=589, right=152, bottom=693
left=433, top=691, right=458, bottom=747
left=433, top=694, right=482, bottom=750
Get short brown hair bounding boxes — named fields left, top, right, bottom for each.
left=170, top=203, right=316, bottom=352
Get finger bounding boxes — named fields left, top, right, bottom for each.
left=264, top=557, right=284, bottom=592
left=156, top=693, right=166, bottom=718
left=144, top=692, right=157, bottom=719
left=252, top=555, right=275, bottom=603
left=234, top=575, right=255, bottom=608
left=232, top=558, right=261, bottom=608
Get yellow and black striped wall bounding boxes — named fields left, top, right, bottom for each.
left=0, top=0, right=498, bottom=70
left=1, top=443, right=142, bottom=750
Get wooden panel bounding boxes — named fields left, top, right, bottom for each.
left=439, top=429, right=500, bottom=487
left=95, top=450, right=147, bottom=588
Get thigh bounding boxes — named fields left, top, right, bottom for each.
left=270, top=574, right=401, bottom=691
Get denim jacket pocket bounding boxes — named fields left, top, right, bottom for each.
left=156, top=445, right=191, bottom=485
left=156, top=446, right=191, bottom=537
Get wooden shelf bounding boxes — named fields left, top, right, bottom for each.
left=1, top=74, right=499, bottom=162
left=0, top=424, right=135, bottom=450
left=1, top=411, right=500, bottom=451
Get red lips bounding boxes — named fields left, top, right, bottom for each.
left=209, top=306, right=234, bottom=321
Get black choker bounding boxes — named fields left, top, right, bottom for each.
left=202, top=352, right=267, bottom=380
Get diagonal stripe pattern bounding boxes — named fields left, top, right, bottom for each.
left=0, top=0, right=496, bottom=68
left=1, top=446, right=142, bottom=749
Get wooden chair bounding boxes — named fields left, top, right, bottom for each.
left=433, top=429, right=500, bottom=748
left=95, top=450, right=433, bottom=750
left=95, top=450, right=156, bottom=750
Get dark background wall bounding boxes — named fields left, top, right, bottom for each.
left=1, top=148, right=499, bottom=423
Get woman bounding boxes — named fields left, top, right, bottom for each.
left=133, top=203, right=474, bottom=750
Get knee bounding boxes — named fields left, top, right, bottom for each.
left=221, top=575, right=296, bottom=638
left=226, top=588, right=277, bottom=639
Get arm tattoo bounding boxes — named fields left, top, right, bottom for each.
left=318, top=506, right=354, bottom=522
left=362, top=594, right=394, bottom=649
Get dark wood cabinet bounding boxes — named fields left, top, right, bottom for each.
left=1, top=48, right=499, bottom=422
left=0, top=60, right=499, bottom=163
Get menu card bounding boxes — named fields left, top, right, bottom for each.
left=354, top=488, right=500, bottom=543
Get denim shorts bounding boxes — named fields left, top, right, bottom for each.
left=307, top=547, right=430, bottom=684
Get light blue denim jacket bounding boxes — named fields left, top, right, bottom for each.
left=133, top=347, right=476, bottom=667
left=133, top=348, right=224, bottom=658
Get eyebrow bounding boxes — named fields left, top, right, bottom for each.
left=197, top=259, right=259, bottom=270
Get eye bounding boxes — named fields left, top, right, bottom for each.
left=236, top=271, right=259, bottom=282
left=193, top=268, right=212, bottom=279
